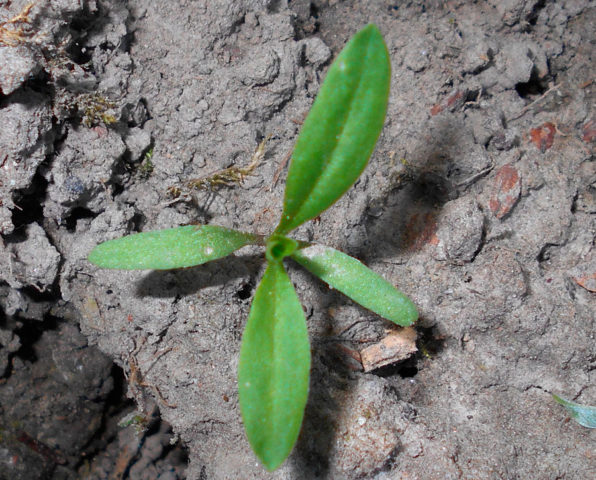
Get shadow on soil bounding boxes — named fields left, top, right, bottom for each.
left=134, top=254, right=264, bottom=298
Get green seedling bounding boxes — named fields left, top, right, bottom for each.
left=117, top=411, right=150, bottom=434
left=552, top=394, right=596, bottom=428
left=88, top=25, right=418, bottom=471
left=139, top=148, right=155, bottom=179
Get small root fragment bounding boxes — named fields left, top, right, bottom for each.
left=508, top=83, right=561, bottom=122
left=126, top=337, right=178, bottom=411
left=0, top=3, right=35, bottom=46
left=167, top=134, right=271, bottom=198
left=269, top=147, right=292, bottom=191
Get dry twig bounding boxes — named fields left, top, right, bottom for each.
left=508, top=83, right=561, bottom=122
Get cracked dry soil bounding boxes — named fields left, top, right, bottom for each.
left=0, top=1, right=594, bottom=479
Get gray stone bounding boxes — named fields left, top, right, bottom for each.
left=434, top=197, right=484, bottom=263
left=1, top=223, right=61, bottom=291
left=125, top=127, right=152, bottom=162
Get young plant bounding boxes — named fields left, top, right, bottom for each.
left=88, top=24, right=418, bottom=471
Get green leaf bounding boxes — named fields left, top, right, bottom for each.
left=553, top=394, right=596, bottom=428
left=88, top=225, right=260, bottom=270
left=291, top=245, right=417, bottom=327
left=238, top=262, right=311, bottom=471
left=274, top=24, right=391, bottom=235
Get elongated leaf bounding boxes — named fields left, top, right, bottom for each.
left=275, top=24, right=391, bottom=235
left=88, top=225, right=259, bottom=270
left=238, top=262, right=310, bottom=471
left=553, top=394, right=596, bottom=428
left=292, top=245, right=418, bottom=327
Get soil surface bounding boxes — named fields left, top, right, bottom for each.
left=1, top=1, right=594, bottom=479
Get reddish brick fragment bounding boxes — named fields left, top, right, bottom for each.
left=430, top=89, right=465, bottom=116
left=582, top=119, right=596, bottom=143
left=489, top=164, right=521, bottom=219
left=530, top=122, right=556, bottom=152
left=430, top=103, right=444, bottom=116
left=446, top=89, right=465, bottom=108
left=403, top=211, right=438, bottom=250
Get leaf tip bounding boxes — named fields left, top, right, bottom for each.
left=552, top=393, right=596, bottom=428
left=261, top=455, right=286, bottom=472
left=87, top=244, right=106, bottom=267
